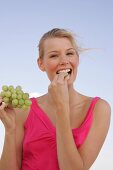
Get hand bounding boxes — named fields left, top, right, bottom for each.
left=0, top=97, right=16, bottom=132
left=48, top=72, right=69, bottom=108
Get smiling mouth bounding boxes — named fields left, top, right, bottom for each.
left=56, top=69, right=72, bottom=75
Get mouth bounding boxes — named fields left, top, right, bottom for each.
left=56, top=68, right=72, bottom=75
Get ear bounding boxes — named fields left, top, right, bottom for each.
left=37, top=58, right=46, bottom=72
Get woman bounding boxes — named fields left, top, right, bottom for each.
left=0, top=28, right=111, bottom=170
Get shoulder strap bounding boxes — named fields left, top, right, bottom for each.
left=83, top=97, right=100, bottom=123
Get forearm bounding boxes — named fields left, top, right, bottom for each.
left=56, top=108, right=84, bottom=170
left=0, top=130, right=20, bottom=170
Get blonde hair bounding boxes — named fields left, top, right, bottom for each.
left=38, top=28, right=81, bottom=59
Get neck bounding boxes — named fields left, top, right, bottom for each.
left=68, top=85, right=80, bottom=106
left=47, top=84, right=80, bottom=107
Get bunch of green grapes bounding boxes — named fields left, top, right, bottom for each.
left=0, top=85, right=32, bottom=109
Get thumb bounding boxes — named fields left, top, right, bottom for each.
left=64, top=73, right=70, bottom=81
left=0, top=102, right=7, bottom=120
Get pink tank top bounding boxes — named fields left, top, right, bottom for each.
left=22, top=97, right=100, bottom=170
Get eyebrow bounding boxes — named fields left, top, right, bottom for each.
left=66, top=48, right=75, bottom=51
left=47, top=50, right=58, bottom=54
left=47, top=48, right=75, bottom=54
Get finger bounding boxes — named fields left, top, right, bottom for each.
left=48, top=74, right=59, bottom=91
left=52, top=73, right=59, bottom=84
left=64, top=74, right=70, bottom=82
left=57, top=72, right=68, bottom=82
left=0, top=102, right=7, bottom=119
left=0, top=102, right=8, bottom=110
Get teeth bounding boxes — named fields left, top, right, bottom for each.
left=57, top=69, right=71, bottom=74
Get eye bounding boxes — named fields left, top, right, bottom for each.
left=50, top=54, right=58, bottom=58
left=67, top=52, right=74, bottom=56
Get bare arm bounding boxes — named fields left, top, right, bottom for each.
left=78, top=99, right=111, bottom=169
left=49, top=73, right=85, bottom=169
left=0, top=129, right=20, bottom=170
left=56, top=106, right=84, bottom=170
left=0, top=99, right=27, bottom=170
left=56, top=99, right=111, bottom=170
left=48, top=73, right=111, bottom=170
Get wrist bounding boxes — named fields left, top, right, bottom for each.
left=56, top=108, right=70, bottom=125
left=57, top=103, right=70, bottom=112
left=5, top=127, right=16, bottom=136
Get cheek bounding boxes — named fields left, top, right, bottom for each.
left=46, top=61, right=58, bottom=71
left=71, top=59, right=78, bottom=69
left=44, top=61, right=58, bottom=80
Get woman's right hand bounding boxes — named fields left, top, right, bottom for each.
left=48, top=72, right=69, bottom=108
left=0, top=97, right=16, bottom=132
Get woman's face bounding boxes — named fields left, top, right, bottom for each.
left=38, top=37, right=79, bottom=85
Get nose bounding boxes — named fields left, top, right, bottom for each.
left=59, top=56, right=69, bottom=65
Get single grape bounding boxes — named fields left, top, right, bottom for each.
left=16, top=90, right=23, bottom=95
left=3, top=97, right=9, bottom=103
left=2, top=85, right=8, bottom=91
left=22, top=105, right=29, bottom=110
left=17, top=94, right=22, bottom=99
left=16, top=86, right=22, bottom=91
left=5, top=91, right=12, bottom=97
left=18, top=99, right=25, bottom=105
left=23, top=93, right=29, bottom=100
left=0, top=91, right=5, bottom=97
left=8, top=85, right=14, bottom=91
left=12, top=99, right=18, bottom=106
left=25, top=99, right=32, bottom=106
left=12, top=93, right=17, bottom=99
left=10, top=89, right=16, bottom=93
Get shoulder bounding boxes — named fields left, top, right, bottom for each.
left=93, top=98, right=111, bottom=129
left=94, top=98, right=111, bottom=116
left=14, top=108, right=30, bottom=127
left=36, top=94, right=49, bottom=105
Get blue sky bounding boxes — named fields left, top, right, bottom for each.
left=0, top=0, right=113, bottom=169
